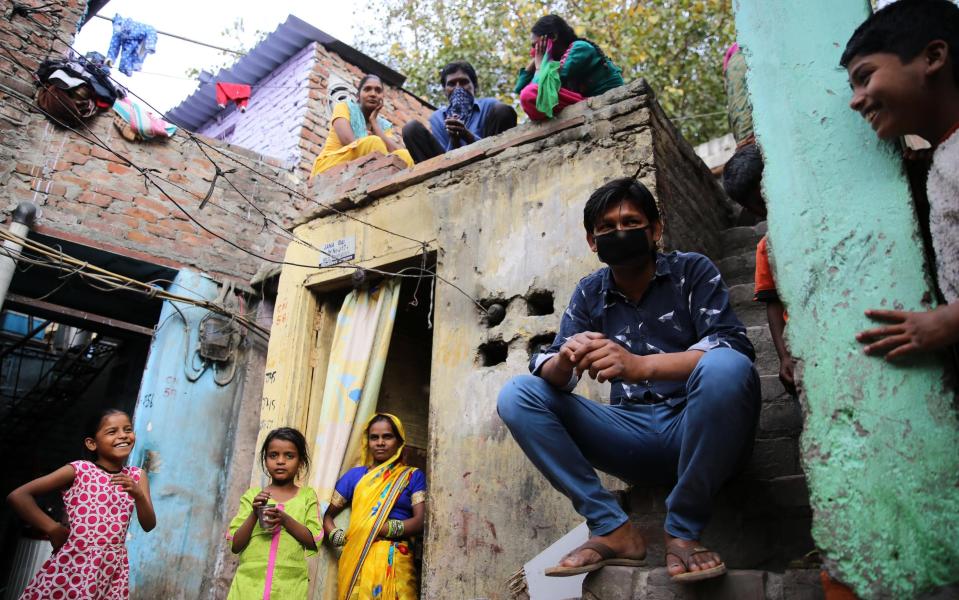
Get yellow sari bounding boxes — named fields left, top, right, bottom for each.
left=337, top=414, right=419, bottom=600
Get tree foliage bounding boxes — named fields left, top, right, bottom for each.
left=355, top=0, right=735, bottom=144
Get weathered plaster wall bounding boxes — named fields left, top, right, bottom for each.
left=735, top=1, right=959, bottom=596
left=208, top=297, right=272, bottom=598
left=260, top=80, right=730, bottom=599
left=198, top=43, right=317, bottom=167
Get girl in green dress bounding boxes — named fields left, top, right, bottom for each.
left=226, top=428, right=322, bottom=599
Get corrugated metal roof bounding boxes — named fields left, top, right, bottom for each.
left=166, top=15, right=406, bottom=131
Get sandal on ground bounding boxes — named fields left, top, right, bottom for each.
left=544, top=540, right=646, bottom=577
left=665, top=539, right=727, bottom=583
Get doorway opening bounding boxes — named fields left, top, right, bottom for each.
left=0, top=233, right=172, bottom=597
left=312, top=257, right=435, bottom=593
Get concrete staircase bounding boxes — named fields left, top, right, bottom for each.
left=582, top=222, right=823, bottom=599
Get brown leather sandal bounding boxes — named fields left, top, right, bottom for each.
left=665, top=539, right=727, bottom=582
left=545, top=540, right=646, bottom=577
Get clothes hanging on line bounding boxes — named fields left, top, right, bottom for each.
left=215, top=82, right=251, bottom=112
left=106, top=14, right=157, bottom=76
left=112, top=97, right=177, bottom=142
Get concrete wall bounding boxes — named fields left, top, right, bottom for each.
left=198, top=43, right=318, bottom=168
left=735, top=1, right=959, bottom=597
left=261, top=80, right=730, bottom=599
left=127, top=270, right=266, bottom=599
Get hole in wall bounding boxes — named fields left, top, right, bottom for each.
left=480, top=297, right=508, bottom=328
left=528, top=332, right=557, bottom=358
left=526, top=289, right=555, bottom=316
left=477, top=339, right=508, bottom=367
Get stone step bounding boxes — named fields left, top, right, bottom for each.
left=717, top=251, right=758, bottom=287
left=721, top=221, right=768, bottom=258
left=583, top=566, right=823, bottom=600
left=746, top=325, right=778, bottom=377
left=731, top=283, right=766, bottom=328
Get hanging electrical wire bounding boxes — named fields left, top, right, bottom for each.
left=89, top=13, right=246, bottom=56
left=1, top=12, right=491, bottom=314
left=0, top=232, right=272, bottom=338
left=11, top=11, right=431, bottom=247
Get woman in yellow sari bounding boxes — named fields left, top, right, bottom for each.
left=323, top=413, right=426, bottom=600
left=311, top=75, right=413, bottom=177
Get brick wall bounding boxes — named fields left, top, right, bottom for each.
left=649, top=91, right=733, bottom=258
left=3, top=119, right=301, bottom=282
left=0, top=3, right=329, bottom=284
left=197, top=43, right=317, bottom=168
left=0, top=6, right=434, bottom=285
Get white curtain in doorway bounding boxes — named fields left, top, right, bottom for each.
left=307, top=279, right=401, bottom=504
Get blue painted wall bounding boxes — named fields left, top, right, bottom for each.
left=127, top=270, right=247, bottom=598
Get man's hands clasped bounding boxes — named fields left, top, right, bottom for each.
left=557, top=332, right=646, bottom=383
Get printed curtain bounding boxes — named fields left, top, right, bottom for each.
left=306, top=279, right=401, bottom=506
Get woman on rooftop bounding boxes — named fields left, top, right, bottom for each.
left=515, top=15, right=625, bottom=121
left=311, top=74, right=413, bottom=177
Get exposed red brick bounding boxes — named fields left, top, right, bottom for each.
left=91, top=146, right=123, bottom=163
left=61, top=151, right=89, bottom=165
left=14, top=162, right=41, bottom=177
left=132, top=197, right=173, bottom=216
left=101, top=188, right=134, bottom=203
left=146, top=223, right=176, bottom=239
left=125, top=208, right=159, bottom=224
left=107, top=162, right=132, bottom=175
left=125, top=230, right=153, bottom=244
left=76, top=191, right=112, bottom=208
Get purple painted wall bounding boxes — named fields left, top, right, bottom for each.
left=197, top=43, right=317, bottom=168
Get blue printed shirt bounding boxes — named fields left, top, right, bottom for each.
left=530, top=251, right=754, bottom=406
left=428, top=97, right=502, bottom=152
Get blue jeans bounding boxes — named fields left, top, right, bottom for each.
left=497, top=348, right=760, bottom=540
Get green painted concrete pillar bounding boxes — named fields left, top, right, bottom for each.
left=734, top=1, right=959, bottom=597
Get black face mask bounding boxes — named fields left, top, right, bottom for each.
left=594, top=227, right=653, bottom=266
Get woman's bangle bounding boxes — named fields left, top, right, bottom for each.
left=385, top=519, right=404, bottom=540
left=328, top=528, right=346, bottom=547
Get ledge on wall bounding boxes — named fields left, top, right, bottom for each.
left=296, top=79, right=659, bottom=228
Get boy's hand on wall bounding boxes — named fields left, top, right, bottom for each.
left=779, top=355, right=797, bottom=395
left=857, top=304, right=959, bottom=360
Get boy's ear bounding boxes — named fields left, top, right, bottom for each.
left=923, top=40, right=951, bottom=78
left=651, top=220, right=664, bottom=244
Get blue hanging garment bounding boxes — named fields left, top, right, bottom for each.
left=106, top=14, right=157, bottom=76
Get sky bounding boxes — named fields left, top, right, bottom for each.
left=73, top=0, right=363, bottom=114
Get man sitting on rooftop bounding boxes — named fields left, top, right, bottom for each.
left=401, top=61, right=517, bottom=163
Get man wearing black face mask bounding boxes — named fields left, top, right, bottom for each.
left=498, top=177, right=759, bottom=583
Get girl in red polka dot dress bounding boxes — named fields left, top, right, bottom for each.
left=7, top=409, right=156, bottom=600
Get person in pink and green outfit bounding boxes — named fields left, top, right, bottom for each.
left=515, top=15, right=625, bottom=121
left=225, top=427, right=322, bottom=600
